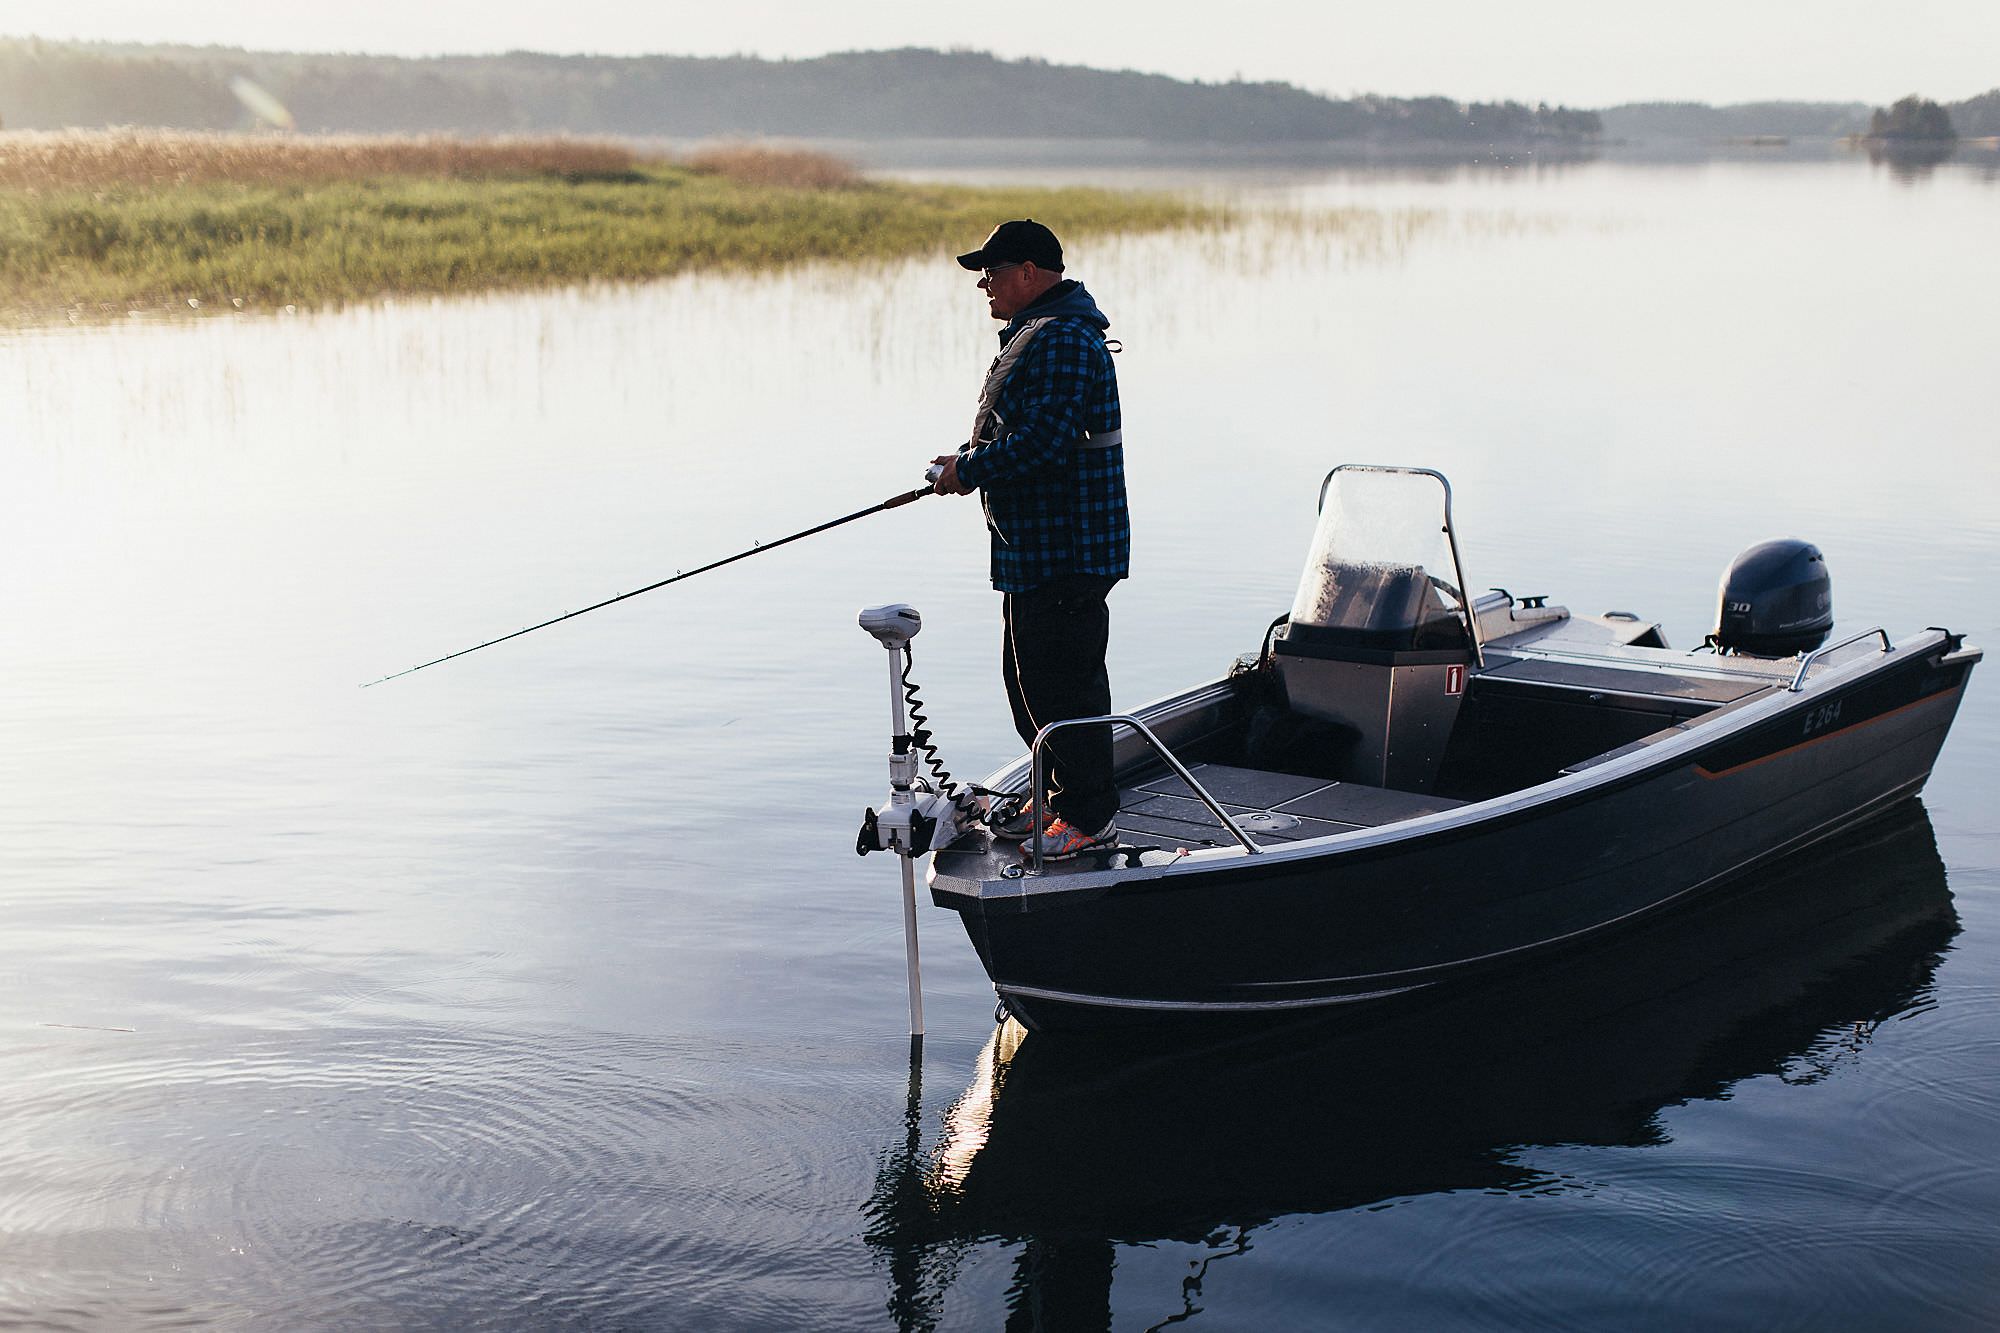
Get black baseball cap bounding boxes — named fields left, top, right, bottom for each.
left=956, top=219, right=1064, bottom=272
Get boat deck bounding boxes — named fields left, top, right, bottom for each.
left=1119, top=762, right=1466, bottom=847
left=935, top=763, right=1466, bottom=884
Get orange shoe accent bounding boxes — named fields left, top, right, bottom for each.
left=1021, top=817, right=1117, bottom=862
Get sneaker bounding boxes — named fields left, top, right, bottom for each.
left=1021, top=817, right=1117, bottom=862
left=986, top=797, right=1052, bottom=842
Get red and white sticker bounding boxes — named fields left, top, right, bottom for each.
left=1444, top=664, right=1466, bottom=696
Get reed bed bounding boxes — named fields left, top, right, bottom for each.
left=0, top=132, right=1224, bottom=323
left=686, top=142, right=862, bottom=189
left=0, top=130, right=641, bottom=191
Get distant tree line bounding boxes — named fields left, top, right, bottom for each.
left=1596, top=101, right=1874, bottom=139
left=1600, top=92, right=1997, bottom=142
left=0, top=40, right=239, bottom=128
left=1954, top=90, right=2000, bottom=136
left=1869, top=95, right=1955, bottom=141
left=0, top=39, right=1602, bottom=144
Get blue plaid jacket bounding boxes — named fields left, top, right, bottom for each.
left=955, top=281, right=1129, bottom=593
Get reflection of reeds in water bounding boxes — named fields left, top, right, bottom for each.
left=1260, top=203, right=1443, bottom=265
left=1205, top=202, right=1578, bottom=273
left=1095, top=203, right=1432, bottom=278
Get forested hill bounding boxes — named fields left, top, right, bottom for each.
left=1598, top=102, right=1873, bottom=139
left=1601, top=94, right=2000, bottom=140
left=0, top=39, right=1601, bottom=143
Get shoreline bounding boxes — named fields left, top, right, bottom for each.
left=0, top=134, right=1228, bottom=328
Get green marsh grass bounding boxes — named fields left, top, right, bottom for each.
left=0, top=132, right=1225, bottom=323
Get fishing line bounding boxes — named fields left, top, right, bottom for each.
left=364, top=482, right=934, bottom=687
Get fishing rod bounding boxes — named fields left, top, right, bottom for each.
left=363, top=476, right=940, bottom=687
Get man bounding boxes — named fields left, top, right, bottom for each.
left=929, top=220, right=1128, bottom=862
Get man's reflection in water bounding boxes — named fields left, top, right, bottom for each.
left=1003, top=1236, right=1115, bottom=1331
left=867, top=804, right=1957, bottom=1332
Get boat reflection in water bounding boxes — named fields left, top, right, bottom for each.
left=866, top=804, right=1957, bottom=1330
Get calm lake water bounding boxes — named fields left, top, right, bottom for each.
left=3, top=153, right=1997, bottom=1329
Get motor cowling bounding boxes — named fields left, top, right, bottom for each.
left=1714, top=539, right=1832, bottom=656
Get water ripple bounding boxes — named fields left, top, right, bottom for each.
left=0, top=1023, right=873, bottom=1328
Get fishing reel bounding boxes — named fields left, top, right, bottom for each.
left=856, top=602, right=981, bottom=858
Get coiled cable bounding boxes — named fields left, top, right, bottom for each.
left=900, top=646, right=986, bottom=820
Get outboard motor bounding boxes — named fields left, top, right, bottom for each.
left=1714, top=539, right=1833, bottom=656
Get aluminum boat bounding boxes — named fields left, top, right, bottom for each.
left=928, top=465, right=1980, bottom=1032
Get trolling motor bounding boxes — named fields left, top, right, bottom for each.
left=855, top=604, right=982, bottom=857
left=856, top=602, right=982, bottom=1038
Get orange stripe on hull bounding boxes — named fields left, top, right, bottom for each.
left=1694, top=684, right=1961, bottom=780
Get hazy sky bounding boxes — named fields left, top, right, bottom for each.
left=6, top=1, right=1997, bottom=107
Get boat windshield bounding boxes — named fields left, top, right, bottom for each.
left=1287, top=467, right=1472, bottom=652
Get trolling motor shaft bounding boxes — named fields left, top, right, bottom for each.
left=859, top=603, right=929, bottom=1039
left=856, top=604, right=972, bottom=858
left=856, top=603, right=980, bottom=1039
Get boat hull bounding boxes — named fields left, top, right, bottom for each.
left=936, top=634, right=1976, bottom=1033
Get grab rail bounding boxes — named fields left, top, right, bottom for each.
left=1025, top=714, right=1264, bottom=876
left=1790, top=627, right=1892, bottom=691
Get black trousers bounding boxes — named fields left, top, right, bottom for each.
left=1002, top=573, right=1117, bottom=831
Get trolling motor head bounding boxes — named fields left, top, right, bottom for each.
left=855, top=598, right=975, bottom=855
left=860, top=604, right=922, bottom=650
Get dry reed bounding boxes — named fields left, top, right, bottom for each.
left=684, top=142, right=861, bottom=189
left=0, top=130, right=640, bottom=191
